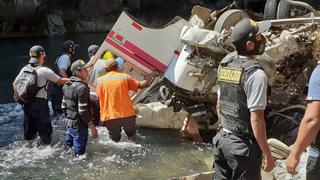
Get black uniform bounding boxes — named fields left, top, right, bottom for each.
left=62, top=76, right=92, bottom=156
left=213, top=56, right=264, bottom=180
left=51, top=53, right=72, bottom=115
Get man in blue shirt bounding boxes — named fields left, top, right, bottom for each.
left=286, top=64, right=320, bottom=180
left=51, top=40, right=77, bottom=115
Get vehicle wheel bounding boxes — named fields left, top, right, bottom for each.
left=277, top=0, right=290, bottom=19
left=263, top=0, right=278, bottom=20
left=214, top=9, right=249, bottom=33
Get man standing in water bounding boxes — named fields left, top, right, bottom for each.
left=87, top=51, right=115, bottom=125
left=96, top=59, right=155, bottom=142
left=213, top=18, right=275, bottom=179
left=51, top=40, right=77, bottom=116
left=62, top=60, right=98, bottom=156
left=286, top=63, right=320, bottom=179
left=13, top=45, right=68, bottom=145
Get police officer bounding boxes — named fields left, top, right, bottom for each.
left=13, top=45, right=69, bottom=145
left=62, top=59, right=98, bottom=156
left=213, top=18, right=275, bottom=179
left=51, top=40, right=77, bottom=115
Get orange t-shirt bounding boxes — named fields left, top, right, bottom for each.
left=96, top=71, right=139, bottom=121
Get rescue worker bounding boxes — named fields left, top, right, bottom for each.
left=51, top=40, right=77, bottom=115
left=115, top=57, right=125, bottom=71
left=87, top=44, right=99, bottom=62
left=87, top=51, right=116, bottom=125
left=213, top=18, right=275, bottom=179
left=62, top=59, right=98, bottom=157
left=96, top=59, right=155, bottom=142
left=286, top=63, right=320, bottom=179
left=13, top=45, right=68, bottom=145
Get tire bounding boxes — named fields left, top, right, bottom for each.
left=263, top=0, right=278, bottom=20
left=213, top=9, right=249, bottom=33
left=277, top=0, right=290, bottom=19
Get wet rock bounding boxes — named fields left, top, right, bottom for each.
left=47, top=13, right=66, bottom=35
left=135, top=102, right=188, bottom=129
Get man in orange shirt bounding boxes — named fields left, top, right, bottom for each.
left=96, top=59, right=155, bottom=142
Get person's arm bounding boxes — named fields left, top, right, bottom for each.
left=245, top=69, right=275, bottom=172
left=286, top=101, right=320, bottom=174
left=59, top=69, right=68, bottom=78
left=57, top=78, right=69, bottom=85
left=77, top=85, right=98, bottom=138
left=138, top=71, right=159, bottom=89
left=251, top=110, right=275, bottom=172
left=40, top=67, right=69, bottom=85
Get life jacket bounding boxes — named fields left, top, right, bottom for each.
left=13, top=64, right=46, bottom=104
left=62, top=76, right=89, bottom=128
left=218, top=56, right=262, bottom=136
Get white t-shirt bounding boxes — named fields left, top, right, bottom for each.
left=15, top=66, right=61, bottom=99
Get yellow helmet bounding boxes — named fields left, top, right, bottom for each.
left=102, top=51, right=115, bottom=60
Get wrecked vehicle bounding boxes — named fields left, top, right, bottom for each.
left=88, top=1, right=320, bottom=144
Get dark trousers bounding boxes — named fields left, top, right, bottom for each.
left=89, top=94, right=100, bottom=126
left=66, top=127, right=88, bottom=157
left=51, top=83, right=63, bottom=115
left=212, top=129, right=262, bottom=180
left=306, top=154, right=320, bottom=180
left=102, top=116, right=137, bottom=142
left=23, top=99, right=52, bottom=145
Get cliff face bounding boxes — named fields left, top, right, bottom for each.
left=0, top=0, right=217, bottom=38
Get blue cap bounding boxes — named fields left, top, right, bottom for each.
left=116, top=57, right=125, bottom=69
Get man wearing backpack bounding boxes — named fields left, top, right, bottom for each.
left=13, top=45, right=69, bottom=145
left=51, top=40, right=77, bottom=116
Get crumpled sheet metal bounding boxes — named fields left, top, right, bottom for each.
left=179, top=25, right=224, bottom=51
left=179, top=12, right=227, bottom=53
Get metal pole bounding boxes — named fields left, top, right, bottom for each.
left=268, top=17, right=320, bottom=25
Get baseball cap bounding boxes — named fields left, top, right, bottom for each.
left=29, top=45, right=45, bottom=64
left=231, top=18, right=271, bottom=43
left=63, top=40, right=79, bottom=51
left=104, top=58, right=118, bottom=70
left=116, top=57, right=125, bottom=69
left=88, top=45, right=99, bottom=57
left=71, top=59, right=87, bottom=73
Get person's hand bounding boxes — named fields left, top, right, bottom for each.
left=150, top=71, right=160, bottom=77
left=89, top=125, right=98, bottom=139
left=286, top=153, right=300, bottom=174
left=262, top=153, right=275, bottom=172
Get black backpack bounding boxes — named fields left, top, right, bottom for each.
left=13, top=64, right=43, bottom=104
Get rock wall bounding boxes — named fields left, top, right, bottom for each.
left=0, top=0, right=212, bottom=38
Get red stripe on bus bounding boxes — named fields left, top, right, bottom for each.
left=115, top=34, right=123, bottom=41
left=174, top=50, right=180, bottom=56
left=109, top=31, right=115, bottom=37
left=123, top=40, right=167, bottom=72
left=131, top=22, right=143, bottom=31
left=105, top=38, right=156, bottom=72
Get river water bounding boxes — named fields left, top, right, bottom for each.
left=0, top=34, right=213, bottom=179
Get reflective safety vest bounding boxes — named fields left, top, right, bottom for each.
left=218, top=56, right=261, bottom=136
left=62, top=76, right=90, bottom=128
